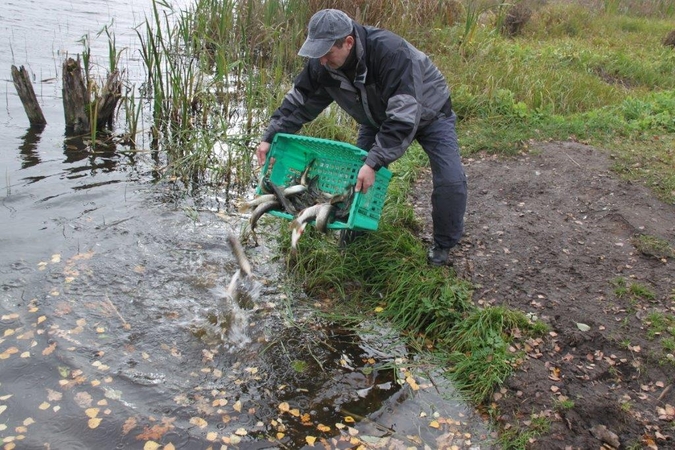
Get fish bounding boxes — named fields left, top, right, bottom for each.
left=300, top=158, right=316, bottom=186
left=315, top=203, right=336, bottom=233
left=249, top=200, right=281, bottom=234
left=264, top=178, right=297, bottom=215
left=289, top=203, right=326, bottom=251
left=226, top=234, right=252, bottom=277
left=238, top=184, right=306, bottom=213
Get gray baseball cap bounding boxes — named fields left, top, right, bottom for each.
left=298, top=9, right=353, bottom=58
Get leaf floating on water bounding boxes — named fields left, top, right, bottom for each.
left=38, top=402, right=50, bottom=410
left=122, top=416, right=137, bottom=434
left=305, top=436, right=317, bottom=446
left=51, top=254, right=61, bottom=263
left=405, top=375, right=420, bottom=391
left=316, top=424, right=331, bottom=432
left=235, top=428, right=247, bottom=436
left=206, top=431, right=219, bottom=441
left=233, top=400, right=242, bottom=412
left=143, top=441, right=161, bottom=450
left=85, top=408, right=99, bottom=419
left=189, top=417, right=208, bottom=428
left=46, top=389, right=62, bottom=402
left=23, top=417, right=35, bottom=426
left=0, top=405, right=7, bottom=415
left=278, top=402, right=290, bottom=412
left=75, top=392, right=93, bottom=408
left=88, top=417, right=102, bottom=429
left=42, top=342, right=57, bottom=356
left=576, top=322, right=591, bottom=332
left=164, top=444, right=176, bottom=450
left=343, top=416, right=355, bottom=423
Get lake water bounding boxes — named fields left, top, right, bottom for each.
left=0, top=1, right=491, bottom=448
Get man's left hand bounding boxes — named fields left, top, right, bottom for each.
left=355, top=164, right=375, bottom=194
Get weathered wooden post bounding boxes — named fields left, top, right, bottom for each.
left=62, top=56, right=90, bottom=133
left=10, top=65, right=47, bottom=126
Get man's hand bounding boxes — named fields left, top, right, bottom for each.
left=355, top=164, right=376, bottom=194
left=256, top=141, right=271, bottom=167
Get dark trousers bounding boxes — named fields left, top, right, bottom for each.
left=357, top=112, right=467, bottom=249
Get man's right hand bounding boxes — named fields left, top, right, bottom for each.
left=256, top=141, right=271, bottom=167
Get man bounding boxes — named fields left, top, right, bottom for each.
left=256, top=9, right=467, bottom=266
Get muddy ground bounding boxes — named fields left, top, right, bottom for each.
left=411, top=141, right=675, bottom=449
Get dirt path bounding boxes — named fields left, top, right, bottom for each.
left=411, top=142, right=675, bottom=449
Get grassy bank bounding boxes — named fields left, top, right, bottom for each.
left=120, top=0, right=675, bottom=446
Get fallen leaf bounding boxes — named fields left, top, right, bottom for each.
left=235, top=428, right=247, bottom=436
left=88, top=417, right=102, bottom=429
left=189, top=417, right=208, bottom=428
left=233, top=400, right=242, bottom=412
left=278, top=402, right=290, bottom=412
left=576, top=323, right=591, bottom=332
left=306, top=436, right=317, bottom=446
left=42, top=342, right=57, bottom=356
left=143, top=442, right=161, bottom=450
left=206, top=431, right=218, bottom=441
left=317, top=424, right=330, bottom=432
left=122, top=417, right=137, bottom=435
left=46, top=389, right=63, bottom=402
left=38, top=402, right=50, bottom=410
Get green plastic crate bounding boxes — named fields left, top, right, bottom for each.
left=257, top=133, right=392, bottom=231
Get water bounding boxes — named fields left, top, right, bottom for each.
left=0, top=1, right=492, bottom=448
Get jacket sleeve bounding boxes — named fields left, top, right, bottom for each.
left=364, top=43, right=422, bottom=171
left=262, top=62, right=334, bottom=143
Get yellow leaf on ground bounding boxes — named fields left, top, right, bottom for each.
left=305, top=436, right=316, bottom=446
left=276, top=432, right=285, bottom=440
left=317, top=424, right=331, bottom=432
left=88, top=417, right=102, bottom=429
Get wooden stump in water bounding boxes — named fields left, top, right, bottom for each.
left=11, top=65, right=46, bottom=126
left=62, top=57, right=90, bottom=133
left=94, top=70, right=122, bottom=130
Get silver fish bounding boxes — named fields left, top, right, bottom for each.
left=249, top=200, right=281, bottom=233
left=315, top=204, right=335, bottom=233
left=289, top=203, right=325, bottom=251
left=226, top=234, right=251, bottom=277
left=239, top=184, right=306, bottom=213
left=265, top=178, right=297, bottom=214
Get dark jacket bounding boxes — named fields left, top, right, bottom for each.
left=262, top=21, right=452, bottom=171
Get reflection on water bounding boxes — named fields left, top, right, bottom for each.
left=18, top=125, right=45, bottom=168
